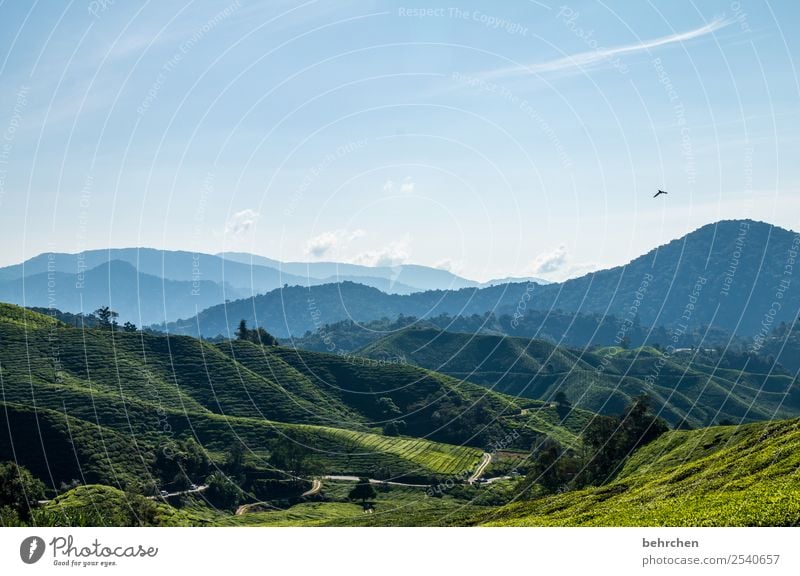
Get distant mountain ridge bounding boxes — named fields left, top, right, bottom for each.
left=217, top=251, right=482, bottom=291
left=163, top=220, right=800, bottom=340
left=161, top=281, right=539, bottom=338
left=0, top=247, right=437, bottom=294
left=2, top=220, right=798, bottom=338
left=524, top=219, right=800, bottom=336
left=0, top=260, right=231, bottom=326
left=0, top=247, right=485, bottom=323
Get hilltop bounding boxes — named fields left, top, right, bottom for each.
left=357, top=327, right=800, bottom=428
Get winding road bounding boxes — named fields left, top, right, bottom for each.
left=148, top=484, right=208, bottom=500
left=235, top=501, right=269, bottom=516
left=235, top=453, right=497, bottom=516
left=323, top=475, right=430, bottom=488
left=468, top=453, right=493, bottom=484
left=301, top=478, right=322, bottom=497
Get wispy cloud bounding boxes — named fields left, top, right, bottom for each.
left=353, top=237, right=411, bottom=267
left=224, top=208, right=260, bottom=238
left=305, top=228, right=365, bottom=258
left=530, top=245, right=569, bottom=274
left=482, top=18, right=732, bottom=79
left=528, top=245, right=595, bottom=281
left=382, top=177, right=416, bottom=195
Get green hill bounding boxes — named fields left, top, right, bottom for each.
left=0, top=304, right=553, bottom=495
left=358, top=328, right=800, bottom=428
left=3, top=304, right=797, bottom=527
left=476, top=419, right=800, bottom=526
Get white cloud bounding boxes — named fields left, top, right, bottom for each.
left=434, top=258, right=466, bottom=275
left=353, top=239, right=410, bottom=267
left=383, top=177, right=415, bottom=194
left=224, top=209, right=260, bottom=238
left=305, top=228, right=365, bottom=258
left=434, top=259, right=454, bottom=271
left=528, top=245, right=597, bottom=281
left=400, top=177, right=415, bottom=194
left=530, top=245, right=569, bottom=274
left=482, top=18, right=731, bottom=79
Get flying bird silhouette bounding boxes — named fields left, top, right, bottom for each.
left=653, top=189, right=668, bottom=198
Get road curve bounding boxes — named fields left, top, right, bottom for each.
left=235, top=502, right=265, bottom=516
left=147, top=484, right=208, bottom=500
left=323, top=475, right=429, bottom=488
left=302, top=478, right=322, bottom=497
left=468, top=453, right=492, bottom=484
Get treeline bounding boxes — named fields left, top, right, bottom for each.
left=235, top=319, right=279, bottom=346
left=28, top=307, right=284, bottom=349
left=521, top=395, right=668, bottom=495
left=292, top=310, right=748, bottom=353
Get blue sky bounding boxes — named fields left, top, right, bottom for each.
left=0, top=0, right=798, bottom=281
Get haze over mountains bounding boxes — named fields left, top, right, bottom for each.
left=2, top=220, right=800, bottom=528
left=2, top=220, right=798, bottom=341
left=0, top=247, right=486, bottom=325
left=163, top=220, right=800, bottom=340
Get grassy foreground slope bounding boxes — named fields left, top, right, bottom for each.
left=477, top=419, right=800, bottom=526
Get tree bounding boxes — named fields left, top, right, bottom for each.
left=377, top=397, right=402, bottom=417
left=154, top=438, right=211, bottom=487
left=348, top=478, right=376, bottom=505
left=269, top=441, right=310, bottom=475
left=620, top=394, right=669, bottom=450
left=204, top=472, right=242, bottom=509
left=580, top=415, right=625, bottom=485
left=0, top=462, right=46, bottom=522
left=122, top=321, right=137, bottom=332
left=579, top=396, right=668, bottom=486
left=382, top=420, right=406, bottom=436
left=553, top=391, right=571, bottom=420
left=528, top=438, right=568, bottom=493
left=93, top=306, right=119, bottom=329
left=253, top=326, right=279, bottom=346
left=236, top=319, right=249, bottom=341
left=171, top=472, right=192, bottom=491
left=235, top=319, right=279, bottom=346
left=225, top=442, right=246, bottom=476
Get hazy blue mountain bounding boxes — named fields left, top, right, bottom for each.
left=217, top=251, right=479, bottom=291
left=0, top=248, right=310, bottom=294
left=161, top=281, right=536, bottom=339
left=0, top=249, right=472, bottom=304
left=524, top=219, right=800, bottom=336
left=164, top=220, right=800, bottom=340
left=0, top=260, right=234, bottom=326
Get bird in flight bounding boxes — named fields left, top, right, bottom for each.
left=653, top=189, right=668, bottom=198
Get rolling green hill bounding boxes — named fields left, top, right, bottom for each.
left=358, top=328, right=800, bottom=428
left=475, top=418, right=800, bottom=526
left=0, top=304, right=557, bottom=495
left=5, top=303, right=797, bottom=527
